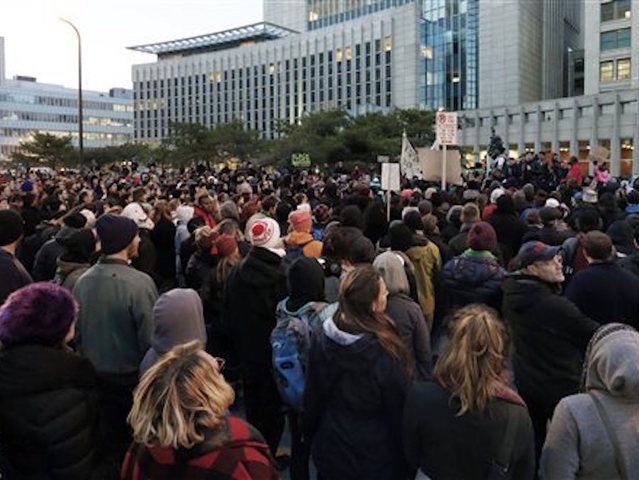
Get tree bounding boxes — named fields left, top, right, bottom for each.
left=10, top=133, right=75, bottom=168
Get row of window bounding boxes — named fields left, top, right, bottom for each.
left=600, top=58, right=631, bottom=83
left=0, top=128, right=130, bottom=142
left=601, top=0, right=632, bottom=22
left=0, top=93, right=133, bottom=113
left=0, top=110, right=132, bottom=127
left=600, top=28, right=631, bottom=51
left=307, top=0, right=412, bottom=30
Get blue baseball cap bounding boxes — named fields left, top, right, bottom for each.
left=515, top=241, right=561, bottom=269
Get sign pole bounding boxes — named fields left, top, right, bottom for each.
left=442, top=144, right=447, bottom=191
left=386, top=164, right=391, bottom=222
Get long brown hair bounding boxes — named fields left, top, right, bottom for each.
left=216, top=250, right=241, bottom=284
left=435, top=304, right=508, bottom=415
left=335, top=265, right=414, bottom=377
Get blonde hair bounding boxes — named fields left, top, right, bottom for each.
left=128, top=341, right=235, bottom=449
left=434, top=305, right=507, bottom=415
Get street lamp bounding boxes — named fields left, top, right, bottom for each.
left=59, top=18, right=83, bottom=165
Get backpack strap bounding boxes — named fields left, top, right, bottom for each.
left=491, top=404, right=520, bottom=476
left=589, top=392, right=629, bottom=480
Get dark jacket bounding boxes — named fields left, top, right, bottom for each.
left=0, top=345, right=98, bottom=480
left=224, top=247, right=286, bottom=367
left=121, top=416, right=279, bottom=480
left=303, top=317, right=410, bottom=480
left=488, top=212, right=526, bottom=265
left=501, top=274, right=598, bottom=409
left=565, top=261, right=639, bottom=328
left=618, top=252, right=639, bottom=280
left=54, top=259, right=90, bottom=291
left=17, top=222, right=59, bottom=274
left=131, top=229, right=157, bottom=282
left=185, top=249, right=218, bottom=293
left=443, top=251, right=506, bottom=311
left=403, top=381, right=535, bottom=480
left=149, top=215, right=176, bottom=280
left=0, top=249, right=32, bottom=305
left=447, top=224, right=471, bottom=257
left=385, top=294, right=431, bottom=379
left=32, top=226, right=77, bottom=281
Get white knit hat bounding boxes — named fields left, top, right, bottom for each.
left=248, top=218, right=280, bottom=249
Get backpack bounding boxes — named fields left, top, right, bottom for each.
left=270, top=302, right=334, bottom=411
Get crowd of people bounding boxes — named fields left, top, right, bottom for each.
left=0, top=151, right=638, bottom=480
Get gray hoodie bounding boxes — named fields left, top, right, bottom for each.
left=139, top=288, right=207, bottom=376
left=540, top=325, right=639, bottom=480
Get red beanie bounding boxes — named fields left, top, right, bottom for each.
left=289, top=210, right=312, bottom=233
left=215, top=234, right=238, bottom=258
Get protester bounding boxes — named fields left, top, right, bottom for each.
left=225, top=217, right=286, bottom=456
left=283, top=209, right=323, bottom=261
left=149, top=201, right=177, bottom=291
left=540, top=324, right=639, bottom=479
left=0, top=283, right=98, bottom=480
left=32, top=212, right=86, bottom=281
left=403, top=304, right=535, bottom=480
left=139, top=288, right=207, bottom=376
left=122, top=201, right=157, bottom=281
left=502, top=241, right=599, bottom=458
left=0, top=209, right=32, bottom=305
left=303, top=266, right=412, bottom=480
left=53, top=228, right=97, bottom=291
left=565, top=231, right=639, bottom=328
left=123, top=341, right=279, bottom=480
left=373, top=251, right=432, bottom=378
left=448, top=202, right=480, bottom=256
left=443, top=221, right=505, bottom=311
left=488, top=194, right=527, bottom=265
left=73, top=213, right=159, bottom=471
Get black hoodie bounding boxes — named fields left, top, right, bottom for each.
left=224, top=246, right=286, bottom=366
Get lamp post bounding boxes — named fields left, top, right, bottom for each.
left=59, top=18, right=83, bottom=165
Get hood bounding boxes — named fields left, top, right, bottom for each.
left=286, top=256, right=325, bottom=311
left=323, top=315, right=364, bottom=346
left=122, top=202, right=155, bottom=230
left=54, top=226, right=78, bottom=244
left=502, top=273, right=556, bottom=311
left=287, top=231, right=315, bottom=247
left=585, top=325, right=639, bottom=399
left=56, top=258, right=89, bottom=276
left=151, top=289, right=206, bottom=355
left=237, top=246, right=283, bottom=287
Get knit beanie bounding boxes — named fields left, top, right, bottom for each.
left=289, top=210, right=312, bottom=233
left=0, top=210, right=24, bottom=246
left=389, top=223, right=415, bottom=252
left=467, top=221, right=497, bottom=252
left=96, top=214, right=138, bottom=255
left=216, top=234, right=238, bottom=258
left=248, top=218, right=281, bottom=249
left=0, top=283, right=77, bottom=348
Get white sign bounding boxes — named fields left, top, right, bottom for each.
left=400, top=132, right=422, bottom=180
left=381, top=163, right=400, bottom=191
left=436, top=111, right=458, bottom=146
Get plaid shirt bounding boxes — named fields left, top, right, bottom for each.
left=121, top=416, right=280, bottom=480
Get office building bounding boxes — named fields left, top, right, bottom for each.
left=584, top=0, right=638, bottom=94
left=0, top=37, right=134, bottom=161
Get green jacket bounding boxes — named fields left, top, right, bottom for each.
left=73, top=258, right=158, bottom=375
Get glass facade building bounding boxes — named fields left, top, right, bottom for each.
left=421, top=0, right=478, bottom=111
left=307, top=0, right=414, bottom=30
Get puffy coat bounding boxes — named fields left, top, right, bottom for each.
left=303, top=317, right=411, bottom=480
left=405, top=242, right=441, bottom=327
left=403, top=381, right=535, bottom=480
left=0, top=344, right=98, bottom=480
left=443, top=251, right=506, bottom=311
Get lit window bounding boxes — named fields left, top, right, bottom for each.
left=421, top=46, right=433, bottom=59
left=345, top=46, right=352, bottom=60
left=384, top=36, right=392, bottom=52
left=617, top=58, right=631, bottom=80
left=600, top=61, right=614, bottom=82
left=269, top=63, right=275, bottom=75
left=336, top=48, right=343, bottom=62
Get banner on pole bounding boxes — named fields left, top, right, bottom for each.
left=399, top=132, right=422, bottom=179
left=436, top=112, right=458, bottom=146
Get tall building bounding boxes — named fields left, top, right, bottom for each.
left=0, top=37, right=134, bottom=161
left=479, top=0, right=582, bottom=108
left=584, top=0, right=638, bottom=94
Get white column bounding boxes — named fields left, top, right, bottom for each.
left=634, top=91, right=639, bottom=176
left=611, top=94, right=621, bottom=177
left=518, top=105, right=526, bottom=156
left=535, top=104, right=542, bottom=152
left=570, top=98, right=578, bottom=157
left=590, top=96, right=598, bottom=175
left=552, top=102, right=559, bottom=156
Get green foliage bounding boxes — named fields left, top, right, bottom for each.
left=10, top=133, right=75, bottom=168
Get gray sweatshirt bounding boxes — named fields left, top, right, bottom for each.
left=540, top=328, right=639, bottom=480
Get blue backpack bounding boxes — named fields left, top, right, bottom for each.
left=270, top=302, right=335, bottom=411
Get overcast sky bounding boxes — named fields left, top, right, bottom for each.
left=0, top=0, right=263, bottom=92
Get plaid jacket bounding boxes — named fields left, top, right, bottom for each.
left=121, top=416, right=280, bottom=480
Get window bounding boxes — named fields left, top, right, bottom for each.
left=601, top=0, right=632, bottom=22
left=617, top=58, right=631, bottom=80
left=600, top=61, right=614, bottom=82
left=600, top=28, right=631, bottom=50
left=384, top=36, right=392, bottom=52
